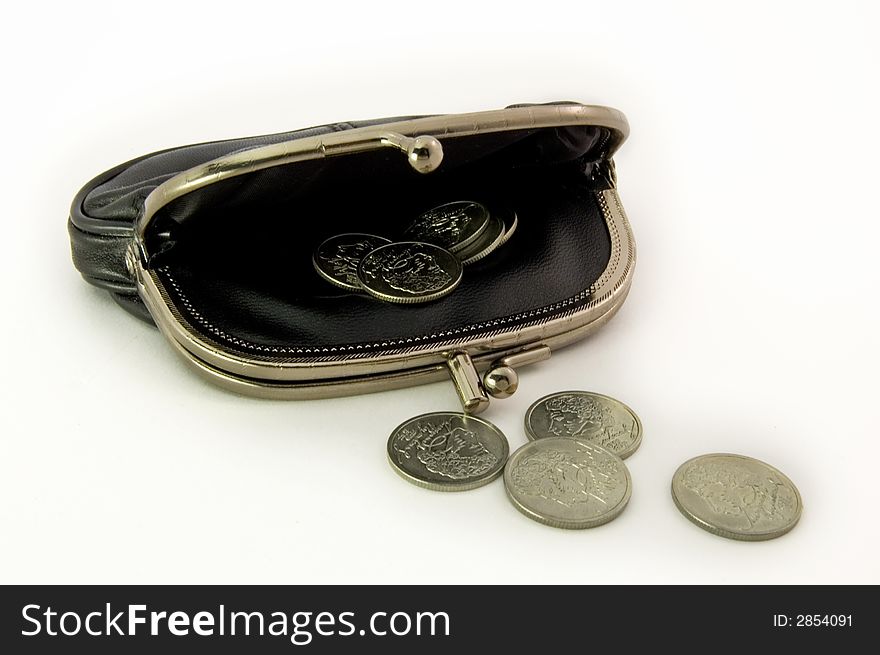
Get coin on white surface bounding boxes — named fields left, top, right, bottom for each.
left=504, top=437, right=632, bottom=529
left=671, top=453, right=803, bottom=541
left=387, top=412, right=509, bottom=491
left=524, top=391, right=642, bottom=459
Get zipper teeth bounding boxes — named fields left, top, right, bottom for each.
left=161, top=272, right=593, bottom=355
left=158, top=187, right=621, bottom=358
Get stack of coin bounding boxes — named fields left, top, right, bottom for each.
left=312, top=200, right=517, bottom=304
left=402, top=200, right=518, bottom=266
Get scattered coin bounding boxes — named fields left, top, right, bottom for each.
left=403, top=201, right=490, bottom=253
left=387, top=412, right=510, bottom=491
left=504, top=438, right=632, bottom=529
left=524, top=391, right=642, bottom=459
left=458, top=213, right=506, bottom=266
left=671, top=453, right=803, bottom=541
left=358, top=241, right=463, bottom=304
left=312, top=233, right=391, bottom=290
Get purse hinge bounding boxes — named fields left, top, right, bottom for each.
left=445, top=344, right=552, bottom=413
left=590, top=158, right=618, bottom=188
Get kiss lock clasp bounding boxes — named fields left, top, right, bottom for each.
left=445, top=345, right=551, bottom=414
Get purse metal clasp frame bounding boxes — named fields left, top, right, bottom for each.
left=128, top=105, right=632, bottom=413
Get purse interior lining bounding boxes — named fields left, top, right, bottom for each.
left=148, top=126, right=614, bottom=356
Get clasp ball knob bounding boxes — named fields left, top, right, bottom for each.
left=407, top=135, right=443, bottom=174
left=483, top=366, right=519, bottom=399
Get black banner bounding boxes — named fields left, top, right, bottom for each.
left=1, top=586, right=872, bottom=653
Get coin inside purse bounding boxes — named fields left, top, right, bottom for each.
left=134, top=125, right=617, bottom=356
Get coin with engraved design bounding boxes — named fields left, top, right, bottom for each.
left=458, top=214, right=506, bottom=266
left=387, top=412, right=510, bottom=491
left=525, top=391, right=642, bottom=459
left=504, top=438, right=632, bottom=529
left=313, top=233, right=391, bottom=290
left=357, top=241, right=462, bottom=304
left=403, top=201, right=490, bottom=253
left=671, top=453, right=802, bottom=541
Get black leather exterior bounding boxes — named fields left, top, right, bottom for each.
left=69, top=116, right=421, bottom=320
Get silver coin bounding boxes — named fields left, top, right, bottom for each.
left=458, top=214, right=505, bottom=266
left=496, top=207, right=518, bottom=248
left=387, top=412, right=510, bottom=491
left=313, top=233, right=391, bottom=290
left=504, top=438, right=632, bottom=529
left=524, top=391, right=642, bottom=459
left=357, top=241, right=462, bottom=304
left=403, top=201, right=490, bottom=253
left=671, top=453, right=803, bottom=541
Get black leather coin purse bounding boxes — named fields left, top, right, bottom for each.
left=69, top=103, right=634, bottom=413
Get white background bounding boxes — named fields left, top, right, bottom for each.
left=1, top=1, right=878, bottom=584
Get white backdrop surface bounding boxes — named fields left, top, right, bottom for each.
left=1, top=1, right=877, bottom=583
